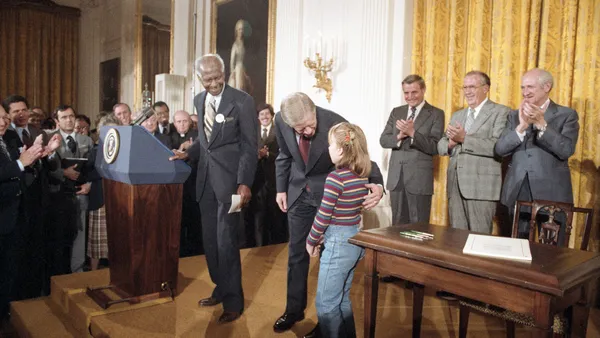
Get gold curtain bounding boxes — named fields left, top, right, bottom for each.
left=142, top=16, right=170, bottom=94
left=412, top=0, right=600, bottom=250
left=0, top=2, right=79, bottom=116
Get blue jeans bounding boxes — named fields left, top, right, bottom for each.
left=316, top=225, right=364, bottom=338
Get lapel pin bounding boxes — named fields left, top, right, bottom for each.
left=215, top=114, right=225, bottom=123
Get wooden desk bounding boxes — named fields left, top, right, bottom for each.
left=349, top=224, right=600, bottom=338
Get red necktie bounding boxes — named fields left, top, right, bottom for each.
left=299, top=136, right=310, bottom=164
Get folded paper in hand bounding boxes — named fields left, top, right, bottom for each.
left=463, top=234, right=532, bottom=262
left=228, top=194, right=242, bottom=214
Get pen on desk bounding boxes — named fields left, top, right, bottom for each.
left=400, top=232, right=432, bottom=240
left=399, top=233, right=425, bottom=241
left=408, top=230, right=434, bottom=238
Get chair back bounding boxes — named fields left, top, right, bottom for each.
left=511, top=200, right=593, bottom=250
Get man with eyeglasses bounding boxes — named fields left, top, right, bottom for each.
left=438, top=71, right=510, bottom=234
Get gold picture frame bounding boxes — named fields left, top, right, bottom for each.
left=210, top=0, right=277, bottom=106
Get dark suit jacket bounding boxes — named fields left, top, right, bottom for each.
left=495, top=100, right=579, bottom=207
left=254, top=124, right=278, bottom=192
left=152, top=132, right=172, bottom=149
left=170, top=129, right=199, bottom=150
left=380, top=101, right=445, bottom=195
left=0, top=130, right=23, bottom=235
left=275, top=107, right=384, bottom=208
left=188, top=85, right=258, bottom=203
left=9, top=124, right=60, bottom=189
left=171, top=129, right=199, bottom=200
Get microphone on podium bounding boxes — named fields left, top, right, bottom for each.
left=131, top=107, right=155, bottom=126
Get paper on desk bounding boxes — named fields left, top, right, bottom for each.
left=228, top=194, right=242, bottom=213
left=463, top=234, right=532, bottom=262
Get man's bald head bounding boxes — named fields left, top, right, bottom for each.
left=173, top=110, right=191, bottom=134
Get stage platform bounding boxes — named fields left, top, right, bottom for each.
left=7, top=244, right=600, bottom=337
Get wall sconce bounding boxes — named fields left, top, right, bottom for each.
left=304, top=37, right=337, bottom=102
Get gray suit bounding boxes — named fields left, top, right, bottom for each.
left=380, top=101, right=445, bottom=224
left=187, top=84, right=258, bottom=313
left=438, top=99, right=510, bottom=233
left=51, top=131, right=93, bottom=273
left=495, top=100, right=579, bottom=207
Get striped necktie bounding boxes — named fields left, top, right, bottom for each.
left=465, top=107, right=475, bottom=132
left=408, top=106, right=417, bottom=120
left=204, top=97, right=217, bottom=140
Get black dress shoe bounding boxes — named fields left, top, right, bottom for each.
left=303, top=324, right=320, bottom=338
left=198, top=297, right=221, bottom=307
left=273, top=312, right=304, bottom=332
left=218, top=311, right=241, bottom=323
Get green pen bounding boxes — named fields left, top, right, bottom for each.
left=399, top=233, right=425, bottom=241
left=407, top=230, right=434, bottom=238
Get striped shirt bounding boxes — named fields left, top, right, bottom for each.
left=307, top=168, right=369, bottom=246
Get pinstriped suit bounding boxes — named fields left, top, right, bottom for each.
left=438, top=99, right=510, bottom=233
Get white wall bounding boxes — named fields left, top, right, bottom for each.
left=78, top=0, right=126, bottom=125
left=273, top=0, right=413, bottom=174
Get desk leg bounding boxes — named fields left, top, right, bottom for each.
left=412, top=283, right=424, bottom=338
left=363, top=249, right=378, bottom=338
left=570, top=279, right=595, bottom=338
left=570, top=304, right=590, bottom=338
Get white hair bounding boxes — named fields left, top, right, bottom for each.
left=195, top=54, right=225, bottom=74
left=527, top=68, right=554, bottom=90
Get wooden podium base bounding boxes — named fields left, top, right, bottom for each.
left=86, top=284, right=174, bottom=310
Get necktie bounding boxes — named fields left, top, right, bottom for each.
left=0, top=137, right=9, bottom=157
left=262, top=128, right=268, bottom=140
left=407, top=106, right=417, bottom=121
left=22, top=129, right=33, bottom=147
left=204, top=97, right=217, bottom=140
left=67, top=135, right=77, bottom=154
left=465, top=108, right=475, bottom=132
left=299, top=136, right=310, bottom=164
left=162, top=125, right=168, bottom=135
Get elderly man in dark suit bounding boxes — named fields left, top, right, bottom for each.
left=170, top=53, right=258, bottom=323
left=272, top=92, right=384, bottom=337
left=0, top=104, right=56, bottom=324
left=495, top=68, right=579, bottom=244
left=380, top=74, right=445, bottom=226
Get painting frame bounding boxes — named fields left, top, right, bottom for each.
left=210, top=0, right=277, bottom=106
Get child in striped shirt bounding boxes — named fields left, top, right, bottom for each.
left=306, top=122, right=371, bottom=338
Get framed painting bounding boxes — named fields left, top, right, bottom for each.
left=100, top=58, right=120, bottom=112
left=211, top=0, right=276, bottom=106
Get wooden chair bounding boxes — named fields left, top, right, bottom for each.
left=458, top=199, right=594, bottom=338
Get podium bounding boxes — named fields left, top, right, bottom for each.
left=88, top=125, right=191, bottom=309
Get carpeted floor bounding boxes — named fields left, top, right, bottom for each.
left=5, top=243, right=600, bottom=337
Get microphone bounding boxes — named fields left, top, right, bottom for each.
left=131, top=107, right=155, bottom=126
